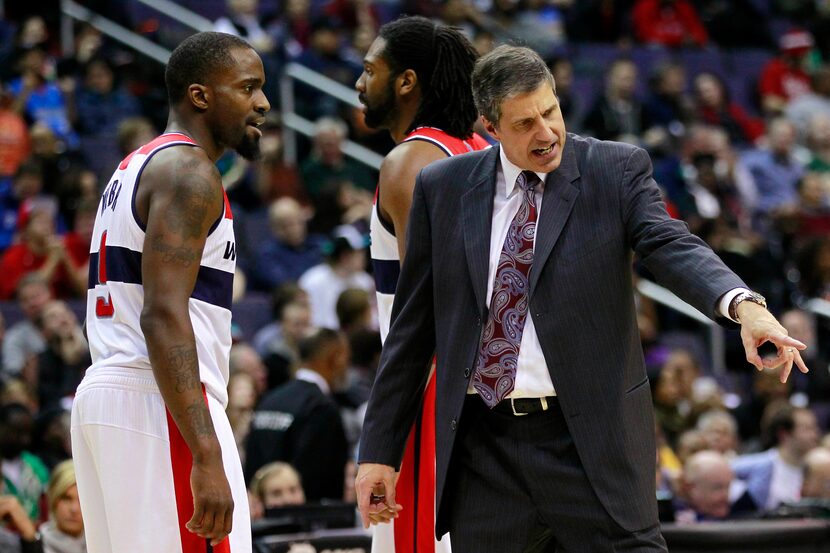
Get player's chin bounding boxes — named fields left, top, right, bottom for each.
left=235, top=131, right=262, bottom=161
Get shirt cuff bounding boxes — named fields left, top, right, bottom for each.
left=718, top=287, right=752, bottom=323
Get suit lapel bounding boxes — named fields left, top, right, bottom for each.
left=529, top=138, right=581, bottom=298
left=462, top=146, right=499, bottom=315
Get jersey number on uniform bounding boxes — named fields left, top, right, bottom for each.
left=95, top=231, right=115, bottom=318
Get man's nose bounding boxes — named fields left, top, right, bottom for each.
left=535, top=119, right=555, bottom=142
left=256, top=90, right=271, bottom=114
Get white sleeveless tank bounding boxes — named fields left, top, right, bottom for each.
left=85, top=133, right=237, bottom=406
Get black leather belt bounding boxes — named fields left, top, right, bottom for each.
left=492, top=396, right=558, bottom=416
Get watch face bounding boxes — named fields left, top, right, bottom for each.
left=748, top=292, right=767, bottom=306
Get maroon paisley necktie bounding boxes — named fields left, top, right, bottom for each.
left=473, top=170, right=540, bottom=408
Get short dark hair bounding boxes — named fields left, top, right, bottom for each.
left=378, top=15, right=479, bottom=139
left=270, top=282, right=306, bottom=320
left=763, top=404, right=798, bottom=449
left=84, top=55, right=113, bottom=76
left=0, top=402, right=32, bottom=426
left=472, top=45, right=554, bottom=125
left=165, top=32, right=252, bottom=104
left=336, top=288, right=370, bottom=329
left=298, top=328, right=343, bottom=363
left=15, top=159, right=42, bottom=181
left=348, top=328, right=381, bottom=368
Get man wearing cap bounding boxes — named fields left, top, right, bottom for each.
left=759, top=29, right=815, bottom=115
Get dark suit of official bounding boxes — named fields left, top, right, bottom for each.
left=358, top=134, right=745, bottom=546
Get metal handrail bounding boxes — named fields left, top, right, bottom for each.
left=285, top=63, right=364, bottom=108
left=804, top=297, right=830, bottom=321
left=135, top=0, right=213, bottom=32
left=280, top=62, right=383, bottom=170
left=61, top=0, right=383, bottom=172
left=636, top=278, right=726, bottom=375
left=61, top=0, right=172, bottom=64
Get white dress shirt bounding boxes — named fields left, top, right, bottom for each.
left=468, top=146, right=747, bottom=399
left=295, top=367, right=331, bottom=395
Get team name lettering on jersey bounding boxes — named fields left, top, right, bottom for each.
left=223, top=241, right=236, bottom=261
left=100, top=180, right=123, bottom=214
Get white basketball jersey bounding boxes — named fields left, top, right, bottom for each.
left=370, top=127, right=490, bottom=342
left=85, top=133, right=237, bottom=407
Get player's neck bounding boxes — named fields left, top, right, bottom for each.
left=389, top=124, right=409, bottom=144
left=389, top=102, right=419, bottom=144
left=164, top=115, right=223, bottom=162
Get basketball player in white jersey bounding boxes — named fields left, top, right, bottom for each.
left=354, top=16, right=489, bottom=553
left=71, top=32, right=269, bottom=553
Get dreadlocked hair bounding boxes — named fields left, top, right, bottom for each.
left=379, top=16, right=479, bottom=139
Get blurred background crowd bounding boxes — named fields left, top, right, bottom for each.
left=3, top=0, right=830, bottom=549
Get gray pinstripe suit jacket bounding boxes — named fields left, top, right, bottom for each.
left=358, top=133, right=745, bottom=537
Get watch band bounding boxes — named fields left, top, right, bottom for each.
left=729, top=291, right=767, bottom=323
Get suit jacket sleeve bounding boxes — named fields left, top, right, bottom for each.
left=622, top=147, right=746, bottom=322
left=358, top=170, right=437, bottom=468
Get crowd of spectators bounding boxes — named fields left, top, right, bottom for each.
left=2, top=0, right=830, bottom=547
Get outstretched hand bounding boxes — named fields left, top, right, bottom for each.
left=738, top=302, right=809, bottom=383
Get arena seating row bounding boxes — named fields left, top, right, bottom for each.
left=249, top=519, right=830, bottom=553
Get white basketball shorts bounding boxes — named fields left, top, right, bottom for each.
left=71, top=367, right=251, bottom=553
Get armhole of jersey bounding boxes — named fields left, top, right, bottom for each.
left=130, top=142, right=201, bottom=233
left=375, top=196, right=397, bottom=237
left=206, top=189, right=228, bottom=236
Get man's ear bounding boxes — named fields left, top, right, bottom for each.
left=482, top=115, right=499, bottom=140
left=188, top=84, right=209, bottom=111
left=397, top=69, right=418, bottom=97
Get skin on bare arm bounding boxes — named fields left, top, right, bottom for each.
left=358, top=142, right=446, bottom=529
left=737, top=302, right=809, bottom=383
left=136, top=146, right=233, bottom=546
left=379, top=140, right=448, bottom=262
left=0, top=495, right=38, bottom=542
left=365, top=141, right=446, bottom=527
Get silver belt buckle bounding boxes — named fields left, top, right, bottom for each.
left=511, top=397, right=528, bottom=416
left=511, top=397, right=549, bottom=416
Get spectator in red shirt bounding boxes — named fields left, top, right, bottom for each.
left=0, top=197, right=87, bottom=299
left=692, top=71, right=765, bottom=146
left=759, top=29, right=814, bottom=115
left=632, top=0, right=709, bottom=48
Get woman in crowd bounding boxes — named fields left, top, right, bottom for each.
left=40, top=460, right=84, bottom=553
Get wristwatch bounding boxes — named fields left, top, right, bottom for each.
left=729, top=291, right=767, bottom=323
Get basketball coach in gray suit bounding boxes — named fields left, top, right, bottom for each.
left=355, top=45, right=809, bottom=552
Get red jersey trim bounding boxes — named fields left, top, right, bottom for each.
left=118, top=133, right=198, bottom=170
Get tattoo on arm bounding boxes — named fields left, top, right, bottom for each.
left=167, top=345, right=199, bottom=393
left=185, top=401, right=214, bottom=438
left=150, top=237, right=199, bottom=268
left=167, top=160, right=218, bottom=240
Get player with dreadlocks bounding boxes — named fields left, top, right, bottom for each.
left=354, top=15, right=489, bottom=553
